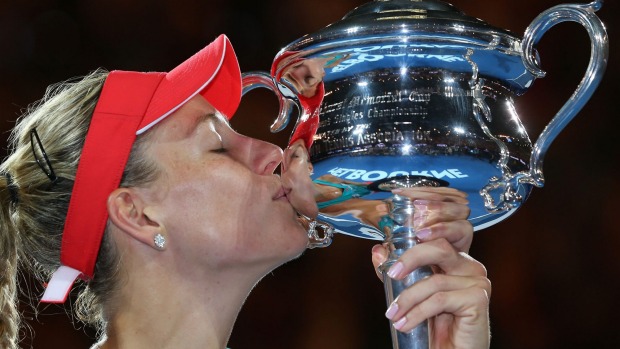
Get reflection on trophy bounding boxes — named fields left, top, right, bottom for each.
left=243, top=0, right=608, bottom=348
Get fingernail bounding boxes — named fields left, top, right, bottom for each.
left=393, top=316, right=408, bottom=330
left=371, top=244, right=383, bottom=256
left=416, top=227, right=432, bottom=240
left=385, top=302, right=399, bottom=319
left=413, top=200, right=429, bottom=213
left=413, top=215, right=425, bottom=228
left=387, top=262, right=404, bottom=279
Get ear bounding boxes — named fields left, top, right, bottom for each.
left=107, top=188, right=166, bottom=251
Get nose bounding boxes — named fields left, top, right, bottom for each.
left=247, top=138, right=283, bottom=175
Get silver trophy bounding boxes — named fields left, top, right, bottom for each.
left=242, top=1, right=608, bottom=348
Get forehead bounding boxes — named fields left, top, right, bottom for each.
left=145, top=95, right=229, bottom=138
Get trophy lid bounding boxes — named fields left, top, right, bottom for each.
left=279, top=0, right=522, bottom=56
left=340, top=0, right=507, bottom=31
left=273, top=0, right=533, bottom=96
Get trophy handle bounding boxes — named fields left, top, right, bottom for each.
left=303, top=215, right=334, bottom=249
left=241, top=71, right=298, bottom=133
left=481, top=1, right=608, bottom=212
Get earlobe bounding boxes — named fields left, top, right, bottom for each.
left=107, top=188, right=166, bottom=251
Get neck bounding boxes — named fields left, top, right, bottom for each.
left=99, top=247, right=262, bottom=349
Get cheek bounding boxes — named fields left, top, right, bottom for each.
left=163, top=185, right=257, bottom=264
left=158, top=167, right=242, bottom=231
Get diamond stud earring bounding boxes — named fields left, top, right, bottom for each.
left=154, top=233, right=166, bottom=250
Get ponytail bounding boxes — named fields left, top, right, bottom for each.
left=0, top=172, right=20, bottom=348
left=0, top=68, right=160, bottom=347
left=0, top=70, right=110, bottom=348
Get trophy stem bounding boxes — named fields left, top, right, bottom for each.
left=380, top=193, right=433, bottom=349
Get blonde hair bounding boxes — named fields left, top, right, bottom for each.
left=0, top=69, right=159, bottom=348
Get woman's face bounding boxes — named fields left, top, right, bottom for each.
left=281, top=139, right=318, bottom=219
left=140, top=95, right=309, bottom=273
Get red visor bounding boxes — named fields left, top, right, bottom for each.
left=41, top=34, right=241, bottom=303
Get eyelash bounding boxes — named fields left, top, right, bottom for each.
left=212, top=147, right=227, bottom=154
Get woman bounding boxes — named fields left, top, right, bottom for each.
left=0, top=35, right=490, bottom=348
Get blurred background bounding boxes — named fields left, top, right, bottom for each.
left=1, top=0, right=617, bottom=348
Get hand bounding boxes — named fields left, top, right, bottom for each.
left=372, top=187, right=491, bottom=349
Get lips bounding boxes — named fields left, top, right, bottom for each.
left=273, top=186, right=291, bottom=201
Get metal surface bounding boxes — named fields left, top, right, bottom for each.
left=240, top=1, right=608, bottom=348
left=243, top=0, right=608, bottom=237
left=377, top=178, right=443, bottom=349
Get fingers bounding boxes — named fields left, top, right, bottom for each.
left=389, top=187, right=472, bottom=250
left=388, top=274, right=492, bottom=323
left=386, top=281, right=491, bottom=333
left=413, top=199, right=470, bottom=225
left=415, top=202, right=473, bottom=252
left=383, top=239, right=491, bottom=334
left=375, top=199, right=474, bottom=252
left=369, top=187, right=490, bottom=343
left=387, top=238, right=487, bottom=279
left=375, top=199, right=469, bottom=222
left=371, top=244, right=388, bottom=280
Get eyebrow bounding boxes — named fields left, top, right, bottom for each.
left=192, top=112, right=216, bottom=130
left=188, top=112, right=231, bottom=140
left=200, top=112, right=230, bottom=127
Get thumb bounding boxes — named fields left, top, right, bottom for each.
left=371, top=244, right=388, bottom=280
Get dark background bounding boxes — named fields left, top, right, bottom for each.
left=1, top=0, right=618, bottom=348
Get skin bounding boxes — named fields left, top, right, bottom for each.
left=97, top=96, right=489, bottom=348
left=373, top=188, right=491, bottom=349
left=283, top=139, right=491, bottom=349
left=281, top=138, right=318, bottom=219
left=100, top=95, right=308, bottom=349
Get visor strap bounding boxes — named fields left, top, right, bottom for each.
left=41, top=266, right=82, bottom=303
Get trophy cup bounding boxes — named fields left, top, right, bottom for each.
left=242, top=1, right=608, bottom=348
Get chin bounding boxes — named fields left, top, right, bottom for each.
left=260, top=214, right=311, bottom=266
left=262, top=240, right=307, bottom=276
left=283, top=223, right=310, bottom=259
